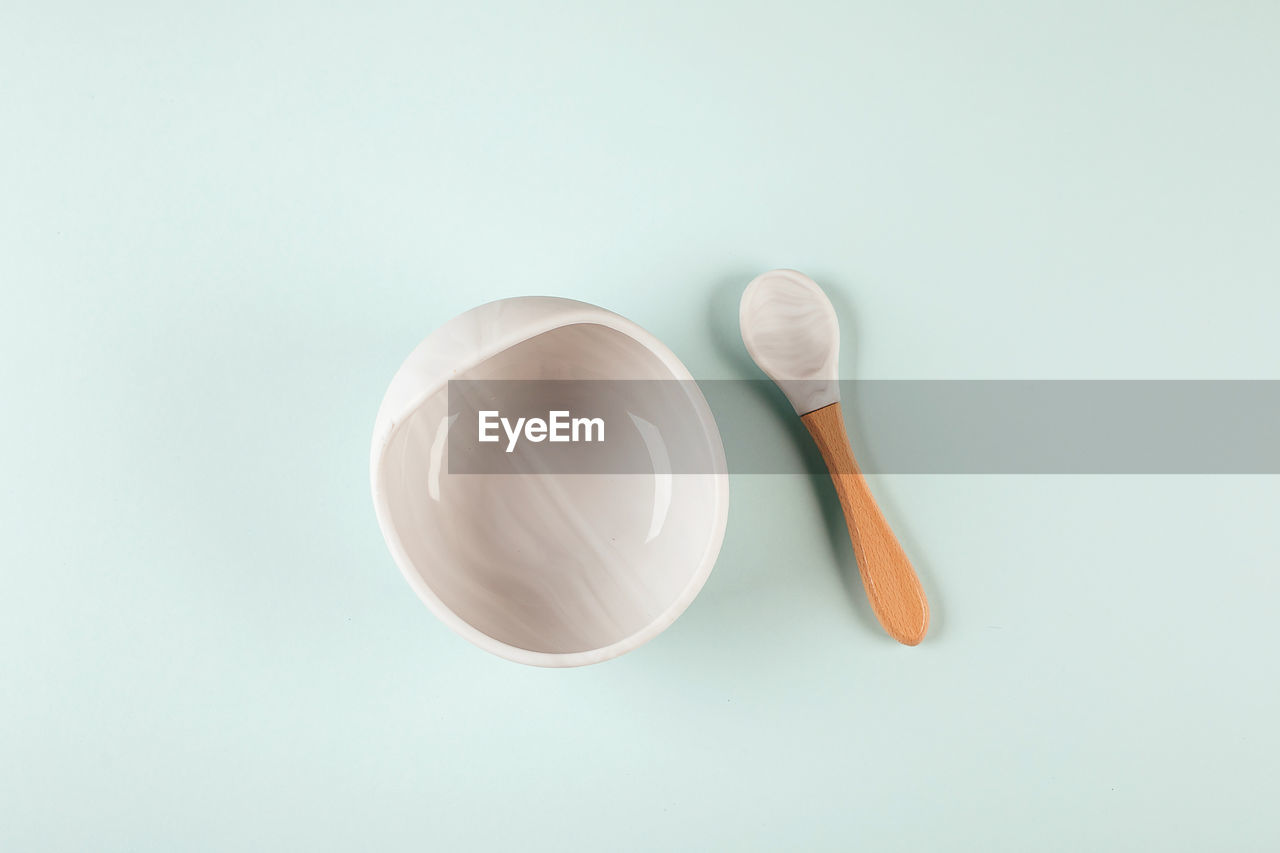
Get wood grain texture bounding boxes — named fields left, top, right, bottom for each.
left=801, top=402, right=930, bottom=645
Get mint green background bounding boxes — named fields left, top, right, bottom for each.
left=3, top=2, right=1279, bottom=850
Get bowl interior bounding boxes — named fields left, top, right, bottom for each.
left=378, top=322, right=724, bottom=656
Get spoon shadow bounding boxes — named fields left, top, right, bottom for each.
left=842, top=406, right=948, bottom=642
left=825, top=278, right=946, bottom=644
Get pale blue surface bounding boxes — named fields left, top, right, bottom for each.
left=3, top=2, right=1279, bottom=850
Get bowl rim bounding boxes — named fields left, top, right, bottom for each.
left=370, top=296, right=730, bottom=667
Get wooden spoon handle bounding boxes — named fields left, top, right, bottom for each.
left=801, top=402, right=930, bottom=645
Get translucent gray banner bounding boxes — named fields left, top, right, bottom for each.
left=444, top=380, right=1280, bottom=474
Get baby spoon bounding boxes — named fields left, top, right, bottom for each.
left=739, top=269, right=929, bottom=645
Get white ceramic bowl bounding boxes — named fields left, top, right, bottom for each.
left=370, top=297, right=729, bottom=666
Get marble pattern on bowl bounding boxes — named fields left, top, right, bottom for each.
left=371, top=297, right=729, bottom=667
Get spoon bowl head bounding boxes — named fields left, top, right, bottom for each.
left=739, top=269, right=841, bottom=415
